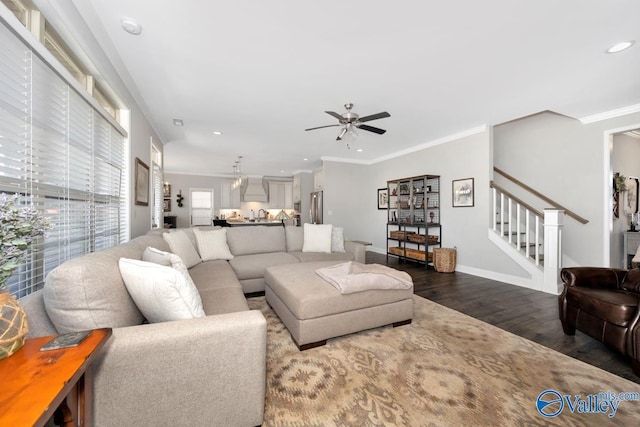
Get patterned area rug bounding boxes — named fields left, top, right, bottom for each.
left=247, top=295, right=640, bottom=426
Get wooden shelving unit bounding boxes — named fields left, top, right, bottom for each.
left=386, top=174, right=440, bottom=268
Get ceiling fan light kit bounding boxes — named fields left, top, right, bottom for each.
left=305, top=103, right=390, bottom=141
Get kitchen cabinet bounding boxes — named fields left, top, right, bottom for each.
left=269, top=181, right=293, bottom=209
left=314, top=168, right=324, bottom=190
left=386, top=174, right=440, bottom=269
left=220, top=180, right=240, bottom=209
left=284, top=182, right=293, bottom=209
left=293, top=173, right=301, bottom=203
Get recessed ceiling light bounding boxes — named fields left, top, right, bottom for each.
left=606, top=40, right=635, bottom=54
left=212, top=131, right=223, bottom=135
left=121, top=18, right=142, bottom=35
left=280, top=170, right=285, bottom=173
left=173, top=119, right=183, bottom=126
left=303, top=158, right=308, bottom=161
left=357, top=148, right=364, bottom=152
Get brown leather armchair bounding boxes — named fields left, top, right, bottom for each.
left=559, top=267, right=640, bottom=375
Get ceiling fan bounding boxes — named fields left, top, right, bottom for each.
left=305, top=103, right=390, bottom=141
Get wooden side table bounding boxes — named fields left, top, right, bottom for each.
left=0, top=328, right=112, bottom=427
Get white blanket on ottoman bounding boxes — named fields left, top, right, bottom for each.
left=316, top=262, right=413, bottom=294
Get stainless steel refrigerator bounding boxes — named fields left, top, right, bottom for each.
left=310, top=191, right=323, bottom=224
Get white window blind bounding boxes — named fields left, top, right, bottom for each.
left=0, top=19, right=127, bottom=297
left=152, top=162, right=163, bottom=229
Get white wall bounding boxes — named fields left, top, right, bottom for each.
left=129, top=120, right=163, bottom=238
left=323, top=129, right=529, bottom=281
left=611, top=133, right=640, bottom=267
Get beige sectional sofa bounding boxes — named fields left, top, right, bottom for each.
left=19, top=224, right=365, bottom=427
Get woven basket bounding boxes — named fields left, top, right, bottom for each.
left=405, top=248, right=433, bottom=262
left=390, top=231, right=415, bottom=240
left=433, top=248, right=457, bottom=273
left=407, top=234, right=426, bottom=244
left=0, top=291, right=28, bottom=360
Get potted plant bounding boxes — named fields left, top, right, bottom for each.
left=615, top=174, right=627, bottom=193
left=0, top=193, right=49, bottom=360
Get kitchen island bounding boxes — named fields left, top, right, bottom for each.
left=215, top=219, right=285, bottom=227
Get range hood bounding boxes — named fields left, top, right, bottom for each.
left=242, top=177, right=268, bottom=202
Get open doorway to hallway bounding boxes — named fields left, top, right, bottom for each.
left=610, top=128, right=640, bottom=268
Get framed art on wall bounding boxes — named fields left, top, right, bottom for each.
left=163, top=199, right=171, bottom=212
left=452, top=178, right=474, bottom=207
left=135, top=157, right=150, bottom=206
left=378, top=188, right=388, bottom=209
left=624, top=176, right=639, bottom=215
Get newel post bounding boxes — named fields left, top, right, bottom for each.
left=543, top=209, right=564, bottom=294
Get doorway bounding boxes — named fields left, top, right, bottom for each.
left=609, top=128, right=640, bottom=268
left=190, top=188, right=214, bottom=226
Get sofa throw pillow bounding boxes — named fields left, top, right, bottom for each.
left=331, top=227, right=346, bottom=253
left=302, top=223, right=333, bottom=253
left=143, top=247, right=196, bottom=289
left=193, top=228, right=234, bottom=261
left=119, top=258, right=205, bottom=323
left=162, top=230, right=202, bottom=268
left=142, top=246, right=172, bottom=266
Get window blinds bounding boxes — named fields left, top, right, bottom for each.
left=152, top=162, right=163, bottom=229
left=0, top=19, right=127, bottom=297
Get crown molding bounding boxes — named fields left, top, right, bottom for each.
left=579, top=104, right=640, bottom=124
left=370, top=125, right=488, bottom=164
left=321, top=125, right=488, bottom=166
left=319, top=156, right=371, bottom=165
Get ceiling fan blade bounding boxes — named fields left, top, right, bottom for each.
left=325, top=111, right=344, bottom=120
left=358, top=112, right=390, bottom=123
left=305, top=124, right=341, bottom=131
left=358, top=124, right=387, bottom=135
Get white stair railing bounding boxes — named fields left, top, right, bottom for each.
left=491, top=183, right=564, bottom=294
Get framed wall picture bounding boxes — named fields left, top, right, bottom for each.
left=134, top=157, right=150, bottom=206
left=378, top=188, right=388, bottom=209
left=452, top=178, right=474, bottom=207
left=624, top=176, right=639, bottom=215
left=163, top=199, right=171, bottom=212
left=163, top=183, right=171, bottom=198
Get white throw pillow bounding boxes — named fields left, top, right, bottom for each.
left=143, top=247, right=195, bottom=288
left=331, top=227, right=346, bottom=253
left=193, top=228, right=234, bottom=261
left=162, top=230, right=202, bottom=268
left=302, top=223, right=333, bottom=253
left=119, top=258, right=205, bottom=323
left=142, top=246, right=172, bottom=266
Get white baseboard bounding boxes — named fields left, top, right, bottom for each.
left=368, top=246, right=386, bottom=255
left=370, top=245, right=557, bottom=294
left=454, top=264, right=543, bottom=292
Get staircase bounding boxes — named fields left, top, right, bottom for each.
left=489, top=174, right=574, bottom=295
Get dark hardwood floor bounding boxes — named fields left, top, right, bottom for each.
left=367, top=252, right=640, bottom=385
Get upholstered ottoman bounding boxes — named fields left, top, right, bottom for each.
left=265, top=261, right=413, bottom=350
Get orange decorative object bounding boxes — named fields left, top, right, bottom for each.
left=0, top=328, right=112, bottom=427
left=0, top=291, right=28, bottom=360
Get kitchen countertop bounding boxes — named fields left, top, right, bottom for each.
left=223, top=219, right=284, bottom=227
